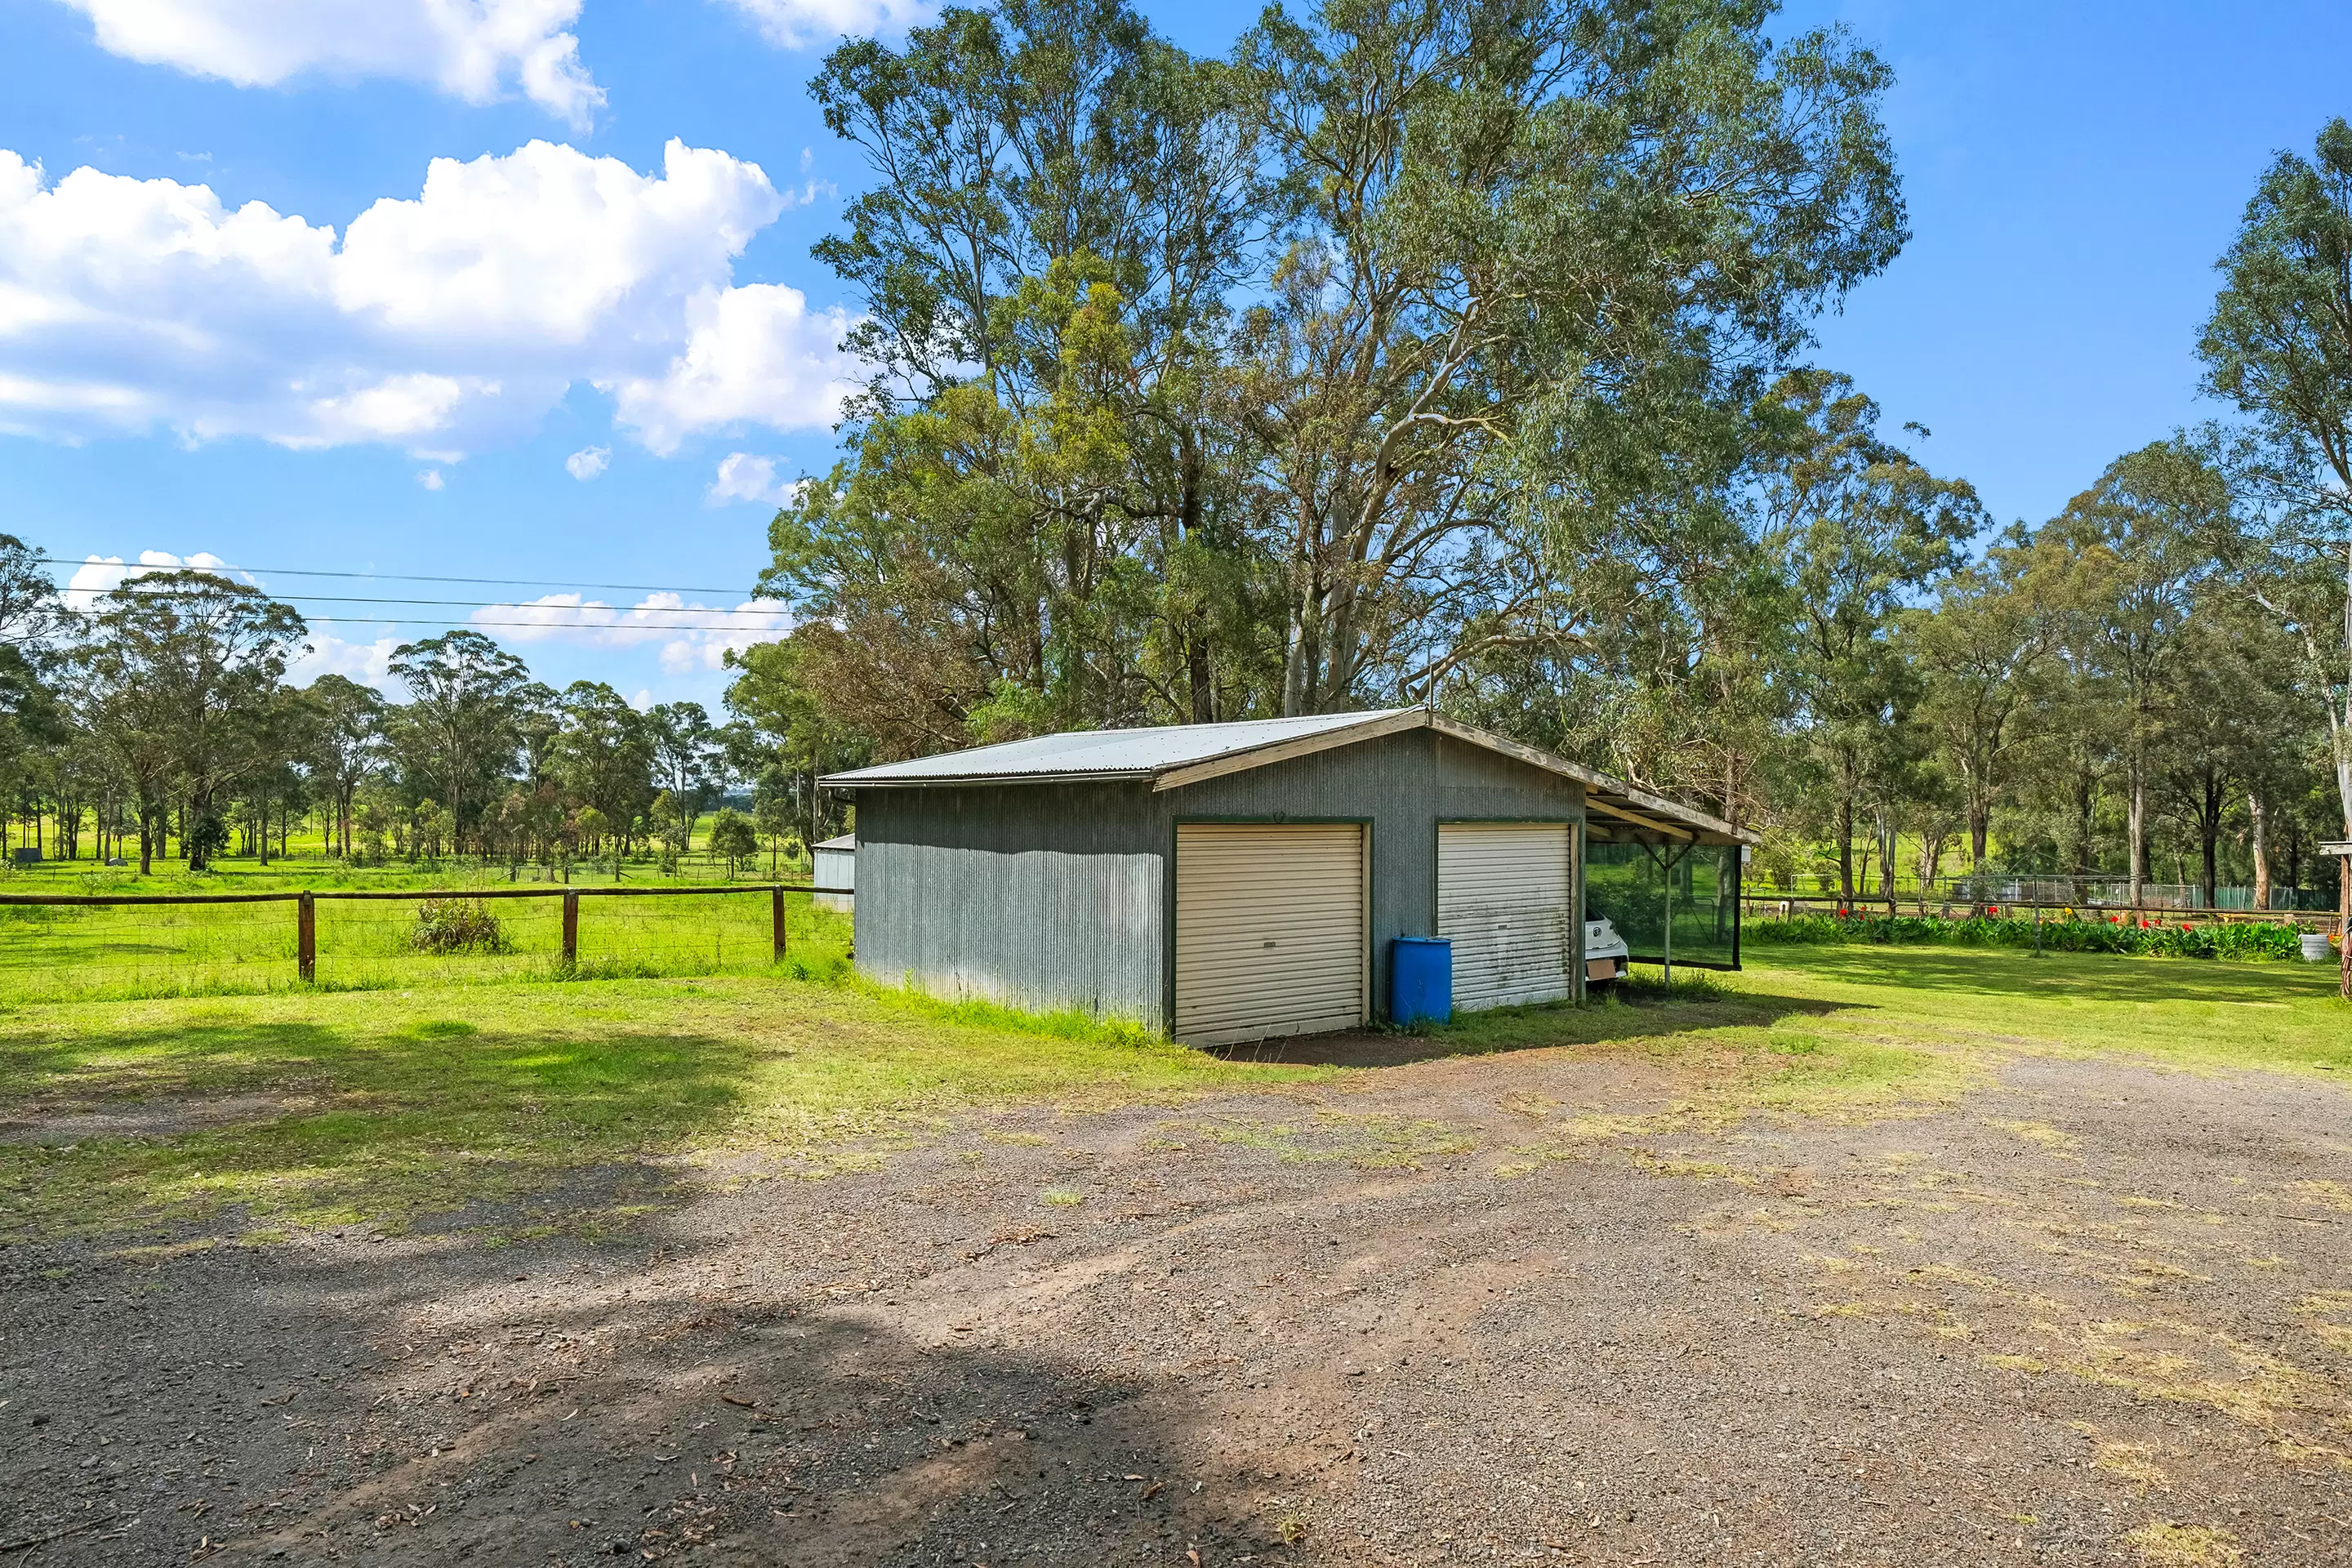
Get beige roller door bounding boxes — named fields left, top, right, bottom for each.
left=1174, top=822, right=1366, bottom=1046
left=1438, top=822, right=1575, bottom=1011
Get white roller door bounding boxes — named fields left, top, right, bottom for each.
left=1174, top=823, right=1366, bottom=1046
left=1438, top=822, right=1575, bottom=1011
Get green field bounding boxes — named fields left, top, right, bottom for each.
left=0, top=945, right=2341, bottom=1250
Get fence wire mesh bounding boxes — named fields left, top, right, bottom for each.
left=0, top=899, right=298, bottom=1001
left=0, top=888, right=853, bottom=1004
left=1585, top=843, right=1742, bottom=968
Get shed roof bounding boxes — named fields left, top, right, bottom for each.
left=822, top=709, right=1754, bottom=846
left=813, top=834, right=856, bottom=852
left=823, top=709, right=1404, bottom=786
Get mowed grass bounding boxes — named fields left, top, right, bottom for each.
left=1437, top=944, right=2352, bottom=1116
left=0, top=976, right=1332, bottom=1245
left=0, top=943, right=2343, bottom=1248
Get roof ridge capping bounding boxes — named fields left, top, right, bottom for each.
left=817, top=708, right=1414, bottom=788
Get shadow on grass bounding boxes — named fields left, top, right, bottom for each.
left=0, top=977, right=1336, bottom=1245
left=0, top=1013, right=765, bottom=1241
left=1213, top=979, right=1853, bottom=1068
left=1756, top=943, right=2345, bottom=1005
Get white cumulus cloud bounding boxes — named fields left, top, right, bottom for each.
left=416, top=467, right=445, bottom=489
left=287, top=630, right=402, bottom=691
left=474, top=590, right=791, bottom=673
left=706, top=451, right=803, bottom=506
left=716, top=0, right=932, bottom=49
left=60, top=0, right=604, bottom=126
left=0, top=139, right=860, bottom=456
left=63, top=548, right=251, bottom=611
left=608, top=283, right=854, bottom=455
left=565, top=443, right=609, bottom=480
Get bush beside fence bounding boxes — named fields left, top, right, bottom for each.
left=1744, top=909, right=2314, bottom=961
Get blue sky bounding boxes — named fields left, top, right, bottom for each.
left=0, top=0, right=2345, bottom=708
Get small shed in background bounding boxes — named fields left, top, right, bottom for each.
left=822, top=709, right=1752, bottom=1046
left=810, top=833, right=856, bottom=913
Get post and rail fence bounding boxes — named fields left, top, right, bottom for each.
left=0, top=882, right=853, bottom=1004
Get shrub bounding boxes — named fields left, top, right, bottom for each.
left=1744, top=909, right=2305, bottom=961
left=410, top=898, right=514, bottom=956
left=706, top=808, right=760, bottom=871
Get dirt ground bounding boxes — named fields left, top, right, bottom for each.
left=4, top=1037, right=2350, bottom=1566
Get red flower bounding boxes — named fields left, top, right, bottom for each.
left=1987, top=905, right=1999, bottom=915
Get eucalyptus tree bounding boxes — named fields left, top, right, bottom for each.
left=387, top=630, right=530, bottom=855
left=785, top=0, right=1909, bottom=754
left=724, top=637, right=873, bottom=841
left=1232, top=0, right=1906, bottom=715
left=1441, top=483, right=1788, bottom=831
left=2197, top=117, right=2352, bottom=991
left=75, top=571, right=305, bottom=872
left=513, top=681, right=564, bottom=789
left=301, top=674, right=387, bottom=858
left=0, top=533, right=58, bottom=652
left=785, top=0, right=1285, bottom=750
left=2156, top=599, right=2292, bottom=911
left=2042, top=442, right=2225, bottom=906
left=1762, top=372, right=1981, bottom=902
left=648, top=702, right=720, bottom=849
left=0, top=534, right=61, bottom=824
left=1905, top=528, right=2065, bottom=868
left=554, top=682, right=655, bottom=853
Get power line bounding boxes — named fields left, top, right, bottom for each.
left=31, top=555, right=764, bottom=598
left=301, top=617, right=784, bottom=630
left=83, top=591, right=789, bottom=617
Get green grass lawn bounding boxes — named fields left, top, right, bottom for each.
left=0, top=974, right=1331, bottom=1246
left=0, top=946, right=2343, bottom=1250
left=1437, top=946, right=2352, bottom=1116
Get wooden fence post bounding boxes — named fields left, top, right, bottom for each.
left=773, top=886, right=787, bottom=963
left=297, top=892, right=316, bottom=983
left=562, top=890, right=579, bottom=968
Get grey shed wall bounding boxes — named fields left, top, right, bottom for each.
left=850, top=728, right=1584, bottom=1031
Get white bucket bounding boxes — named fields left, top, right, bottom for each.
left=2301, top=933, right=2336, bottom=963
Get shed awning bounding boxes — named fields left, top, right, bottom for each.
left=821, top=709, right=1754, bottom=847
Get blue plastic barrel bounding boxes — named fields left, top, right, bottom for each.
left=1389, top=937, right=1453, bottom=1027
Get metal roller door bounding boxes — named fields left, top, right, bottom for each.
left=1437, top=822, right=1575, bottom=1011
left=1174, top=822, right=1366, bottom=1046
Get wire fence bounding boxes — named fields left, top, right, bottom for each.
left=0, top=847, right=817, bottom=889
left=1758, top=870, right=2340, bottom=915
left=0, top=885, right=853, bottom=1004
left=1744, top=890, right=2340, bottom=934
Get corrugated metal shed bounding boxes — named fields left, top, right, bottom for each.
left=811, top=834, right=856, bottom=892
left=820, top=710, right=1754, bottom=1043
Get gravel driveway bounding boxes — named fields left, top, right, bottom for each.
left=3, top=1040, right=2348, bottom=1566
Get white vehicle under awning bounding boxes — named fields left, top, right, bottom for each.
left=1584, top=915, right=1629, bottom=983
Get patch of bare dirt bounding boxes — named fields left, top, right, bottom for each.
left=0, top=1094, right=310, bottom=1146
left=2, top=1050, right=2348, bottom=1566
